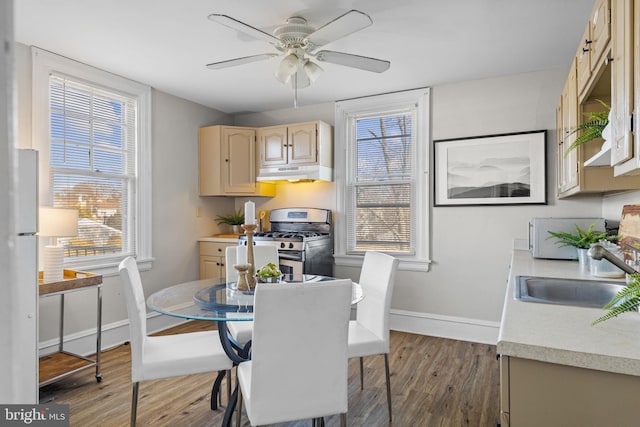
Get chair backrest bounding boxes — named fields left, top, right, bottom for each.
left=119, top=256, right=147, bottom=381
left=356, top=251, right=399, bottom=348
left=249, top=279, right=352, bottom=423
left=226, top=245, right=279, bottom=282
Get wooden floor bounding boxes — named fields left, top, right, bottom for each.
left=39, top=321, right=500, bottom=426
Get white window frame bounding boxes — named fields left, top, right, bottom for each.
left=32, top=47, right=152, bottom=275
left=334, top=88, right=431, bottom=272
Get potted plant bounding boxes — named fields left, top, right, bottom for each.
left=547, top=223, right=617, bottom=268
left=564, top=99, right=610, bottom=156
left=256, top=262, right=283, bottom=283
left=215, top=208, right=245, bottom=234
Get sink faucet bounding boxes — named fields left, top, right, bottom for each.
left=587, top=244, right=638, bottom=275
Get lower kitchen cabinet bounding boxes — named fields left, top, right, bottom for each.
left=500, top=355, right=640, bottom=426
left=199, top=241, right=235, bottom=279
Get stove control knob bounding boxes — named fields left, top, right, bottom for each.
left=280, top=242, right=286, bottom=249
left=288, top=243, right=294, bottom=249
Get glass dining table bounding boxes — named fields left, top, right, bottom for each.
left=146, top=274, right=363, bottom=427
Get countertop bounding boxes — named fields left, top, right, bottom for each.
left=497, top=249, right=640, bottom=376
left=198, top=234, right=241, bottom=243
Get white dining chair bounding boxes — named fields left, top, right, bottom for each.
left=225, top=245, right=279, bottom=345
left=348, top=250, right=399, bottom=422
left=118, top=257, right=234, bottom=427
left=236, top=279, right=352, bottom=427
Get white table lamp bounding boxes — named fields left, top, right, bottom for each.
left=39, top=207, right=79, bottom=283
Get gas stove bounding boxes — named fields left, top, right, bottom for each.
left=251, top=231, right=331, bottom=241
left=238, top=208, right=333, bottom=276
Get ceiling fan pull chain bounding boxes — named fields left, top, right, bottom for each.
left=293, top=73, right=298, bottom=108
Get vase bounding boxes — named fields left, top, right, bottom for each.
left=577, top=248, right=590, bottom=272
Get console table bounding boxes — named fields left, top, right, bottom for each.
left=38, top=269, right=103, bottom=386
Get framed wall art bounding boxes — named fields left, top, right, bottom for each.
left=434, top=130, right=546, bottom=206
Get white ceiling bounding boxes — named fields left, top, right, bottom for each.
left=15, top=0, right=595, bottom=115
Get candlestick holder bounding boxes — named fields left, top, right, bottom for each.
left=233, top=264, right=251, bottom=292
left=242, top=223, right=258, bottom=290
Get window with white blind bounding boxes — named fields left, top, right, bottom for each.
left=335, top=88, right=430, bottom=271
left=32, top=47, right=152, bottom=273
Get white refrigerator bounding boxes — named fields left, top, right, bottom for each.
left=15, top=148, right=38, bottom=403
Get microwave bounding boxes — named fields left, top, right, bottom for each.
left=529, top=217, right=606, bottom=259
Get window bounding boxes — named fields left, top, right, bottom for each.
left=335, top=88, right=430, bottom=271
left=32, top=47, right=152, bottom=273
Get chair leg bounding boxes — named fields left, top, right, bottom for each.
left=131, top=382, right=139, bottom=427
left=384, top=353, right=392, bottom=422
left=236, top=383, right=242, bottom=427
left=227, top=369, right=232, bottom=403
left=340, top=413, right=347, bottom=427
left=359, top=357, right=364, bottom=390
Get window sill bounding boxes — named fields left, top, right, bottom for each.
left=334, top=254, right=431, bottom=272
left=65, top=257, right=154, bottom=278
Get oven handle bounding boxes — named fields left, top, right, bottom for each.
left=278, top=252, right=302, bottom=261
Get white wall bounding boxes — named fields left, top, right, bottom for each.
left=14, top=43, right=237, bottom=348
left=236, top=69, right=605, bottom=343
left=602, top=191, right=640, bottom=220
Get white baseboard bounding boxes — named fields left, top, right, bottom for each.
left=389, top=309, right=500, bottom=345
left=39, top=308, right=500, bottom=358
left=38, top=311, right=188, bottom=358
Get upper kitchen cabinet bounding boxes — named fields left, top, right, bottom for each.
left=257, top=121, right=333, bottom=181
left=577, top=0, right=611, bottom=102
left=611, top=0, right=639, bottom=176
left=558, top=60, right=579, bottom=195
left=556, top=0, right=640, bottom=197
left=199, top=125, right=275, bottom=197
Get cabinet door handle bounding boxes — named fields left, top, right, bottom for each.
left=225, top=159, right=229, bottom=162
left=584, top=39, right=592, bottom=46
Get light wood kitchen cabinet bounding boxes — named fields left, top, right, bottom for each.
left=611, top=0, right=639, bottom=175
left=556, top=0, right=640, bottom=197
left=199, top=241, right=235, bottom=279
left=577, top=0, right=611, bottom=101
left=257, top=121, right=332, bottom=169
left=199, top=125, right=275, bottom=196
left=500, top=355, right=640, bottom=426
left=558, top=60, right=579, bottom=195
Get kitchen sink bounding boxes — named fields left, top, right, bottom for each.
left=514, top=276, right=626, bottom=308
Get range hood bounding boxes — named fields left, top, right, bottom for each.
left=257, top=164, right=333, bottom=182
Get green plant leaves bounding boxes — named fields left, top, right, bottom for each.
left=593, top=274, right=640, bottom=325
left=546, top=223, right=616, bottom=249
left=563, top=99, right=610, bottom=157
left=215, top=208, right=245, bottom=225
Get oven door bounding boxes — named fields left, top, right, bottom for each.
left=278, top=253, right=303, bottom=276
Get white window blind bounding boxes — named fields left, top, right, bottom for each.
left=335, top=88, right=430, bottom=271
left=346, top=111, right=415, bottom=253
left=49, top=75, right=136, bottom=260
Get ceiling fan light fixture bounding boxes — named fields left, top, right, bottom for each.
left=275, top=53, right=299, bottom=83
left=303, top=60, right=323, bottom=82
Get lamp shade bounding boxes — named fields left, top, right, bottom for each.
left=275, top=53, right=299, bottom=83
left=303, top=60, right=323, bottom=82
left=39, top=207, right=79, bottom=237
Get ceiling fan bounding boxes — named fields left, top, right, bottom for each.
left=206, top=10, right=390, bottom=105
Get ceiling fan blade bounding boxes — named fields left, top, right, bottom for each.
left=206, top=53, right=279, bottom=70
left=208, top=14, right=281, bottom=46
left=305, top=10, right=373, bottom=48
left=314, top=50, right=390, bottom=73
